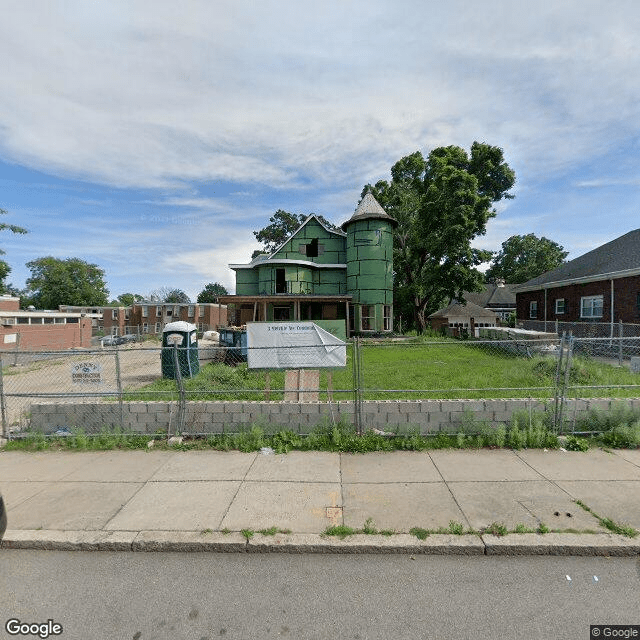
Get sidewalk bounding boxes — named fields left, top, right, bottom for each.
left=1, top=448, right=639, bottom=555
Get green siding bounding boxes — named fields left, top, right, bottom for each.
left=271, top=218, right=346, bottom=264
left=235, top=269, right=258, bottom=295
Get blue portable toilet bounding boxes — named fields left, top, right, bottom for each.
left=161, top=321, right=200, bottom=378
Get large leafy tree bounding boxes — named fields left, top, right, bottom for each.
left=486, top=234, right=568, bottom=284
left=25, top=257, right=109, bottom=309
left=365, top=142, right=516, bottom=333
left=252, top=209, right=338, bottom=258
left=111, top=293, right=144, bottom=306
left=197, top=282, right=228, bottom=303
left=0, top=207, right=28, bottom=294
left=149, top=287, right=190, bottom=303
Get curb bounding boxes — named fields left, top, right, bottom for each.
left=3, top=530, right=639, bottom=556
left=482, top=533, right=640, bottom=556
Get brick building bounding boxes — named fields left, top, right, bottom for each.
left=1, top=296, right=92, bottom=350
left=516, top=229, right=640, bottom=330
left=60, top=302, right=227, bottom=336
left=126, top=302, right=227, bottom=335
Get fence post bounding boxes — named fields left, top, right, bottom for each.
left=172, top=344, right=186, bottom=437
left=113, top=346, right=124, bottom=429
left=557, top=333, right=574, bottom=432
left=618, top=320, right=623, bottom=367
left=351, top=337, right=363, bottom=436
left=13, top=332, right=20, bottom=367
left=553, top=333, right=565, bottom=429
left=0, top=357, right=7, bottom=439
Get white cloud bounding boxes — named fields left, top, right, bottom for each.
left=2, top=0, right=640, bottom=194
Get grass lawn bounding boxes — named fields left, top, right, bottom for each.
left=124, top=337, right=640, bottom=402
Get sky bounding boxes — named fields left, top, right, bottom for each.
left=1, top=0, right=639, bottom=303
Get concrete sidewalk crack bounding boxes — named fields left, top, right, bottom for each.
left=217, top=451, right=259, bottom=531
left=102, top=449, right=181, bottom=530
left=427, top=452, right=473, bottom=531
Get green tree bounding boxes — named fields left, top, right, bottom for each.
left=252, top=209, right=338, bottom=258
left=111, top=293, right=144, bottom=306
left=365, top=142, right=516, bottom=333
left=0, top=207, right=28, bottom=294
left=197, top=282, right=228, bottom=303
left=148, top=287, right=190, bottom=303
left=25, top=257, right=109, bottom=309
left=486, top=234, right=568, bottom=284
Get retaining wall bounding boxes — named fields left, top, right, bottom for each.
left=27, top=398, right=640, bottom=435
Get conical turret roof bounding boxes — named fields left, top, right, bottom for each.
left=341, top=190, right=398, bottom=231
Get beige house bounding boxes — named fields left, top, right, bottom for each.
left=428, top=301, right=498, bottom=337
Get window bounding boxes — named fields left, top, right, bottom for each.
left=275, top=268, right=287, bottom=294
left=155, top=322, right=161, bottom=333
left=199, top=305, right=205, bottom=318
left=17, top=317, right=30, bottom=324
left=142, top=306, right=148, bottom=318
left=529, top=301, right=537, bottom=319
left=555, top=299, right=565, bottom=315
left=273, top=306, right=290, bottom=321
left=383, top=305, right=392, bottom=331
left=143, top=322, right=149, bottom=333
left=125, top=310, right=130, bottom=320
left=581, top=295, right=603, bottom=318
left=188, top=305, right=195, bottom=317
left=348, top=304, right=355, bottom=334
left=112, top=309, right=118, bottom=320
left=361, top=305, right=375, bottom=331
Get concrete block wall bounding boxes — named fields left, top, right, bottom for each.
left=27, top=397, right=640, bottom=435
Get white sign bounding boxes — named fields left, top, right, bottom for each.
left=71, top=362, right=103, bottom=384
left=246, top=322, right=346, bottom=369
left=166, top=333, right=184, bottom=346
left=3, top=333, right=17, bottom=344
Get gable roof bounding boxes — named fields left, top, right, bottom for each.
left=269, top=214, right=345, bottom=258
left=429, top=300, right=497, bottom=319
left=341, top=190, right=398, bottom=231
left=517, top=229, right=640, bottom=291
left=463, top=283, right=517, bottom=308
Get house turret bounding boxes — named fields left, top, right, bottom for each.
left=342, top=190, right=397, bottom=332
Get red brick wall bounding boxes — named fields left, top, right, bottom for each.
left=0, top=319, right=93, bottom=350
left=517, top=275, right=640, bottom=323
left=0, top=297, right=20, bottom=311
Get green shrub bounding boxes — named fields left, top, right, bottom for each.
left=565, top=435, right=590, bottom=452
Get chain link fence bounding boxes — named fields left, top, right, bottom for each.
left=1, top=334, right=639, bottom=438
left=522, top=319, right=640, bottom=339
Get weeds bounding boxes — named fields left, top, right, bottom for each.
left=241, top=529, right=254, bottom=540
left=484, top=522, right=508, bottom=537
left=409, top=527, right=430, bottom=540
left=574, top=500, right=638, bottom=538
left=564, top=435, right=590, bottom=452
left=324, top=525, right=356, bottom=539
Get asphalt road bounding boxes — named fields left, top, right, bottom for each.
left=1, top=550, right=638, bottom=640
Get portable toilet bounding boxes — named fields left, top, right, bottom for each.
left=161, top=321, right=200, bottom=378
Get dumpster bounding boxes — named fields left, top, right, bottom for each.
left=161, top=321, right=200, bottom=379
left=218, top=327, right=247, bottom=363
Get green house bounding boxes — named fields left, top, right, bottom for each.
left=220, top=191, right=397, bottom=336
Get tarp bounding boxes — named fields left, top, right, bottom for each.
left=246, top=322, right=346, bottom=369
